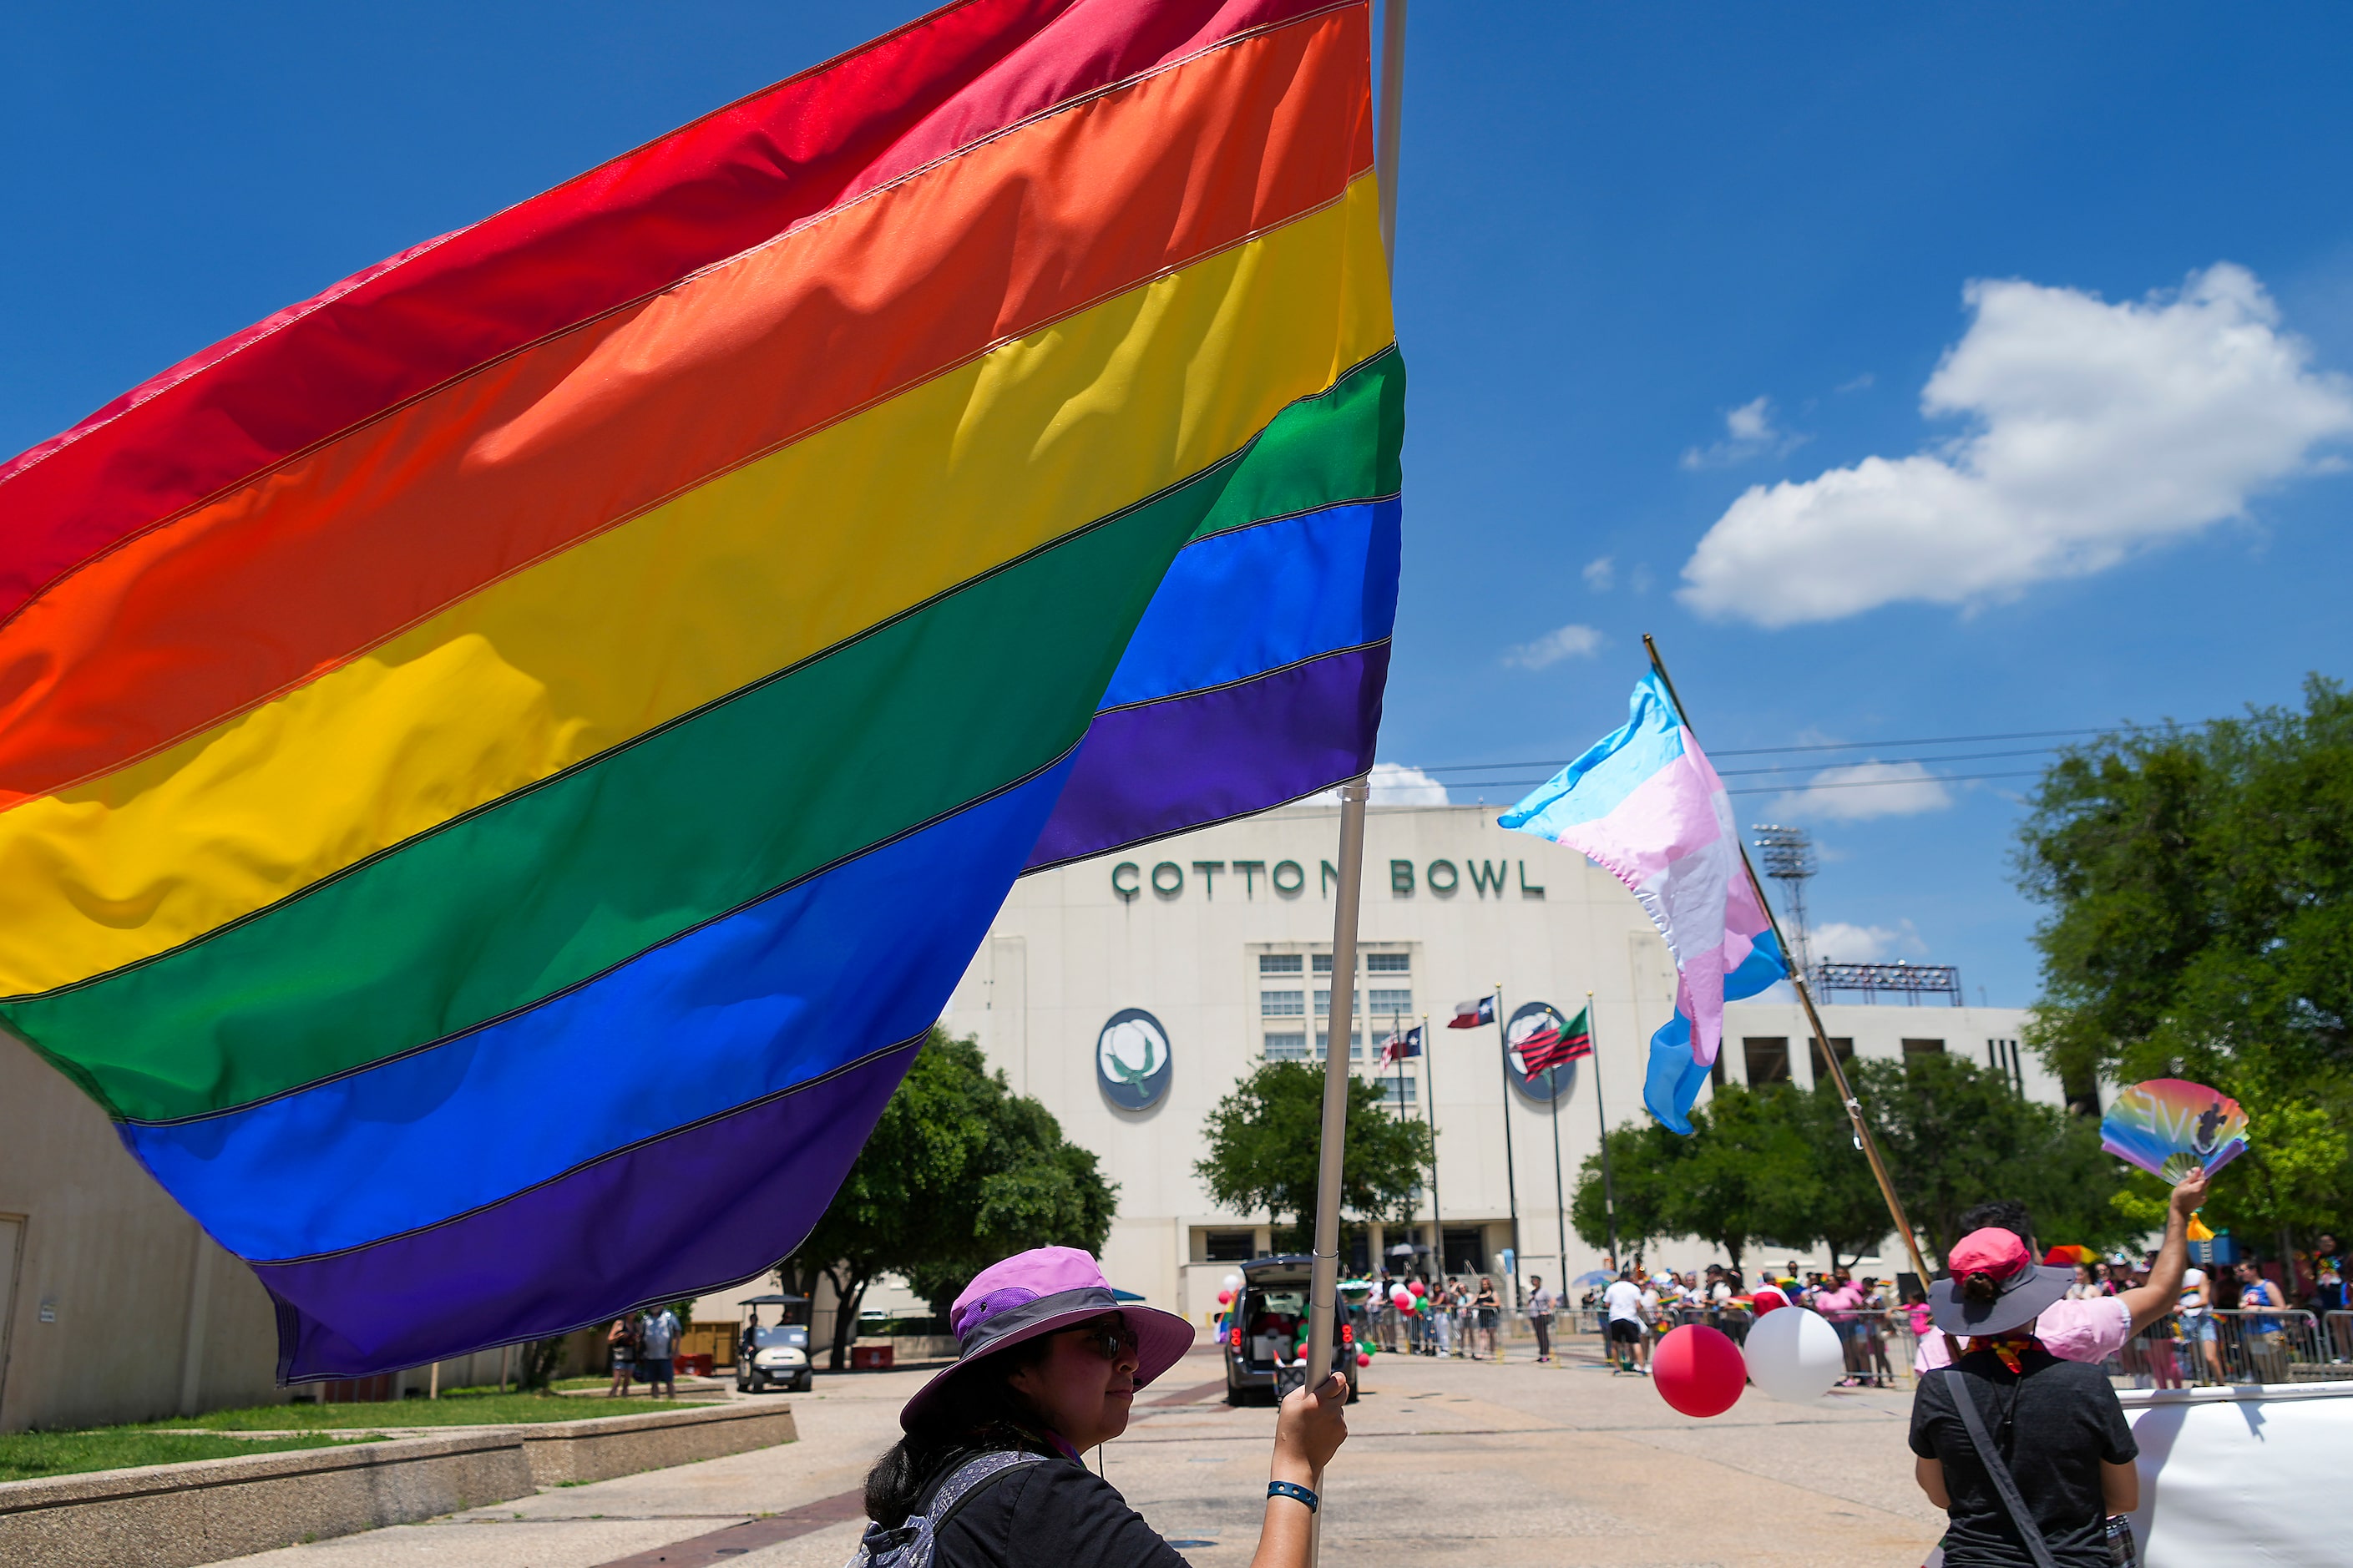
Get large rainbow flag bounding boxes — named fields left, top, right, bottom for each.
left=0, top=0, right=1400, bottom=1379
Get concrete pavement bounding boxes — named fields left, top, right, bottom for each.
left=210, top=1334, right=1942, bottom=1566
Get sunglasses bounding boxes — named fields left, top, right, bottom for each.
left=1067, top=1318, right=1141, bottom=1361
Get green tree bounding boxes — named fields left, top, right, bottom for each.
left=1850, top=1054, right=2128, bottom=1266
left=1571, top=1056, right=2129, bottom=1272
left=1195, top=1061, right=1433, bottom=1251
left=785, top=1029, right=1116, bottom=1369
left=1570, top=1118, right=1683, bottom=1265
left=1789, top=1080, right=1900, bottom=1268
left=1662, top=1085, right=1817, bottom=1271
left=2015, top=677, right=2353, bottom=1256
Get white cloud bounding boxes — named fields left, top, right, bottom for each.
left=1768, top=760, right=1954, bottom=822
left=1582, top=555, right=1616, bottom=591
left=1837, top=372, right=1876, bottom=393
left=1309, top=762, right=1450, bottom=807
left=1680, top=264, right=2353, bottom=626
left=1680, top=396, right=1808, bottom=469
left=1807, top=918, right=1928, bottom=964
left=1501, top=623, right=1607, bottom=670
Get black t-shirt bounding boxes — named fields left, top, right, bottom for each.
left=1909, top=1348, right=2138, bottom=1568
left=934, top=1452, right=1192, bottom=1567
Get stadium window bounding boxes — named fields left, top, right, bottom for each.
left=1263, top=1032, right=1308, bottom=1061
left=1314, top=1030, right=1364, bottom=1060
left=1809, top=1035, right=1855, bottom=1083
left=1367, top=953, right=1410, bottom=973
left=1367, top=988, right=1412, bottom=1015
left=1709, top=1052, right=1726, bottom=1089
left=1902, top=1038, right=1946, bottom=1056
left=1377, top=1077, right=1418, bottom=1108
left=1261, top=990, right=1304, bottom=1018
left=1204, top=1230, right=1254, bottom=1262
left=1743, top=1037, right=1791, bottom=1085
left=1313, top=989, right=1362, bottom=1017
left=1259, top=953, right=1303, bottom=975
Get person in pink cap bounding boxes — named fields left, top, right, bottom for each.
left=1909, top=1226, right=2140, bottom=1565
left=855, top=1246, right=1348, bottom=1566
left=1913, top=1165, right=2209, bottom=1376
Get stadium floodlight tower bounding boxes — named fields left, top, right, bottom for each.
left=1749, top=824, right=1817, bottom=976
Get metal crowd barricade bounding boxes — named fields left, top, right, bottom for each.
left=2323, top=1310, right=2353, bottom=1366
left=2161, top=1308, right=2330, bottom=1385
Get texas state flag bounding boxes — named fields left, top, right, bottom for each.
left=1447, top=995, right=1496, bottom=1029
left=1497, top=670, right=1786, bottom=1133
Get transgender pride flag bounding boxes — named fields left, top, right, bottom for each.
left=1499, top=672, right=1785, bottom=1133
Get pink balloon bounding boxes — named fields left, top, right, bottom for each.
left=1652, top=1325, right=1745, bottom=1419
left=1389, top=1287, right=1413, bottom=1309
left=1356, top=1352, right=1371, bottom=1368
left=1407, top=1281, right=1426, bottom=1297
left=1217, top=1290, right=1233, bottom=1305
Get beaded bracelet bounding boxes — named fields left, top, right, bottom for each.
left=1267, top=1480, right=1319, bottom=1513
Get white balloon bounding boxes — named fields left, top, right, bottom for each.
left=1741, top=1307, right=1846, bottom=1404
left=1221, top=1272, right=1244, bottom=1294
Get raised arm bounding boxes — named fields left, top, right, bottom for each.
left=1249, top=1371, right=1349, bottom=1568
left=2117, top=1168, right=2209, bottom=1334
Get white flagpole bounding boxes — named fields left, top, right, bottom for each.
left=1302, top=5, right=1405, bottom=1558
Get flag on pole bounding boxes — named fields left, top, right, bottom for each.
left=0, top=0, right=1400, bottom=1380
left=1517, top=1005, right=1593, bottom=1077
left=1448, top=995, right=1497, bottom=1029
left=1380, top=1024, right=1425, bottom=1064
left=1497, top=673, right=1785, bottom=1133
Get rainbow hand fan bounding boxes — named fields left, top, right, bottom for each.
left=2102, top=1079, right=2249, bottom=1181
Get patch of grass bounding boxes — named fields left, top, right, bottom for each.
left=152, top=1388, right=713, bottom=1431
left=0, top=1430, right=382, bottom=1485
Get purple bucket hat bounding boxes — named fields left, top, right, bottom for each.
left=900, top=1247, right=1195, bottom=1431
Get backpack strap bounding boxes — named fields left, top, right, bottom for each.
left=847, top=1449, right=1047, bottom=1568
left=1940, top=1367, right=2061, bottom=1568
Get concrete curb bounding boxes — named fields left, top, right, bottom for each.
left=516, top=1399, right=797, bottom=1486
left=0, top=1399, right=797, bottom=1567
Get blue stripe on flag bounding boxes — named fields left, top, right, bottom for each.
left=1100, top=499, right=1400, bottom=710
left=1498, top=670, right=1687, bottom=838
left=124, top=756, right=1076, bottom=1262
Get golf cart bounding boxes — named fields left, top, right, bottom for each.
left=1220, top=1254, right=1360, bottom=1406
left=736, top=1293, right=812, bottom=1393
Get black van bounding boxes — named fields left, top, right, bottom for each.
left=1219, top=1254, right=1361, bottom=1405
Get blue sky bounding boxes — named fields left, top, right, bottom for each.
left=7, top=2, right=2350, bottom=1006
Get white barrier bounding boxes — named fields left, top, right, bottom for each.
left=2119, top=1379, right=2353, bottom=1565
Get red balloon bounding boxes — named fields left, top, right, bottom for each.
left=1652, top=1325, right=1745, bottom=1418
left=1217, top=1290, right=1233, bottom=1305
left=1407, top=1281, right=1426, bottom=1297
left=1356, top=1352, right=1371, bottom=1368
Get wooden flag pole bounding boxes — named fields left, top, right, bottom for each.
left=1640, top=634, right=1933, bottom=1289
left=1303, top=11, right=1406, bottom=1559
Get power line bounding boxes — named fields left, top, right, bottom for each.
left=1408, top=719, right=2192, bottom=777
left=1432, top=767, right=2051, bottom=797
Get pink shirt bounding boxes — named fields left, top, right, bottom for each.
left=1814, top=1285, right=1865, bottom=1322
left=1911, top=1294, right=2132, bottom=1373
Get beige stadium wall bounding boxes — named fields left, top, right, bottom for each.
left=0, top=1033, right=291, bottom=1433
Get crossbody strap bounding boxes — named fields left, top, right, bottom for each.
left=1941, top=1367, right=2061, bottom=1568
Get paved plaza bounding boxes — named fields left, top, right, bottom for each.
left=212, top=1332, right=1941, bottom=1568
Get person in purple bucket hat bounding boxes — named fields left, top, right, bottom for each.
left=854, top=1246, right=1348, bottom=1566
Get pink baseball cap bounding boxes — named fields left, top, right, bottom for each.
left=900, top=1247, right=1194, bottom=1431
left=1930, top=1227, right=2071, bottom=1337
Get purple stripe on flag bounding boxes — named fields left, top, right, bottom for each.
left=1025, top=642, right=1388, bottom=871
left=256, top=1041, right=917, bottom=1382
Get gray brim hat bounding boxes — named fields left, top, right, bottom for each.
left=1929, top=1255, right=2073, bottom=1338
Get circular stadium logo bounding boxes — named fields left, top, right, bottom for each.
left=1096, top=1009, right=1173, bottom=1111
left=1505, top=1001, right=1578, bottom=1102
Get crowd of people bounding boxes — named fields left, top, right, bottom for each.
left=1360, top=1272, right=1521, bottom=1359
